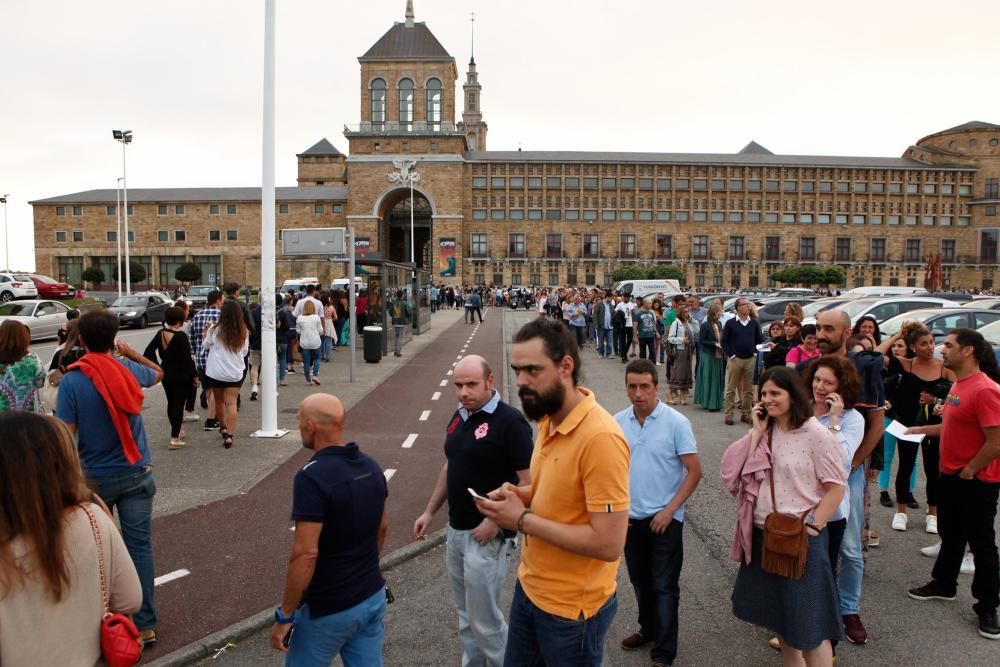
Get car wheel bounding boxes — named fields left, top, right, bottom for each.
left=0, top=291, right=12, bottom=302
left=139, top=315, right=148, bottom=329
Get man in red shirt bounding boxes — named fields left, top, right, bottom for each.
left=907, top=328, right=1000, bottom=640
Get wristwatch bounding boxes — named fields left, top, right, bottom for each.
left=274, top=607, right=296, bottom=625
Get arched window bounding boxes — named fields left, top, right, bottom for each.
left=398, top=78, right=414, bottom=129
left=426, top=78, right=442, bottom=130
left=370, top=78, right=386, bottom=127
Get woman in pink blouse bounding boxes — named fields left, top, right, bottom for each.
left=721, top=366, right=846, bottom=665
left=785, top=323, right=822, bottom=367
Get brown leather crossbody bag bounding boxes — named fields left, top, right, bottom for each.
left=762, top=429, right=811, bottom=579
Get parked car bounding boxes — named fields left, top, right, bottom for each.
left=0, top=273, right=39, bottom=302
left=182, top=284, right=219, bottom=312
left=27, top=274, right=75, bottom=299
left=802, top=296, right=961, bottom=327
left=767, top=288, right=818, bottom=298
left=800, top=297, right=851, bottom=320
left=0, top=300, right=74, bottom=341
left=107, top=294, right=170, bottom=328
left=842, top=286, right=927, bottom=298
left=757, top=297, right=819, bottom=337
left=134, top=290, right=175, bottom=306
left=973, top=319, right=1000, bottom=365
left=879, top=308, right=1000, bottom=344
left=961, top=298, right=1000, bottom=310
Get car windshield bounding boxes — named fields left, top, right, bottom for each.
left=14, top=275, right=34, bottom=282
left=188, top=286, right=215, bottom=296
left=836, top=300, right=881, bottom=319
left=32, top=275, right=58, bottom=284
left=979, top=321, right=1000, bottom=347
left=0, top=303, right=33, bottom=316
left=802, top=300, right=845, bottom=317
left=112, top=297, right=146, bottom=307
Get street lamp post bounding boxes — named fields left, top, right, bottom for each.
left=113, top=130, right=133, bottom=294
left=0, top=194, right=9, bottom=270
left=115, top=178, right=124, bottom=298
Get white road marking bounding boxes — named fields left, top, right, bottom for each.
left=447, top=370, right=453, bottom=375
left=154, top=569, right=190, bottom=586
left=457, top=355, right=463, bottom=359
left=402, top=433, right=418, bottom=448
left=432, top=392, right=441, bottom=400
left=440, top=380, right=448, bottom=387
left=419, top=410, right=431, bottom=421
left=384, top=468, right=397, bottom=481
left=452, top=362, right=457, bottom=367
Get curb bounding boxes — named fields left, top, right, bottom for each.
left=145, top=529, right=447, bottom=667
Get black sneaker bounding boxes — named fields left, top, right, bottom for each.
left=908, top=581, right=957, bottom=601
left=879, top=491, right=894, bottom=507
left=204, top=418, right=221, bottom=431
left=979, top=610, right=1000, bottom=639
left=250, top=391, right=258, bottom=401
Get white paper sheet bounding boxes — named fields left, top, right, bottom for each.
left=886, top=419, right=926, bottom=443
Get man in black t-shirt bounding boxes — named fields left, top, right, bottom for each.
left=414, top=354, right=533, bottom=667
left=271, top=393, right=388, bottom=663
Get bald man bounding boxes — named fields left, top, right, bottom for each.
left=414, top=355, right=533, bottom=667
left=271, top=393, right=389, bottom=665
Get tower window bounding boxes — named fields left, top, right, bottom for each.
left=370, top=78, right=386, bottom=126
left=426, top=78, right=442, bottom=130
left=468, top=91, right=476, bottom=112
left=398, top=78, right=414, bottom=128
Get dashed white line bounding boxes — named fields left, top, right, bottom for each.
left=457, top=355, right=463, bottom=359
left=402, top=433, right=419, bottom=449
left=452, top=362, right=458, bottom=367
left=384, top=468, right=397, bottom=481
left=154, top=569, right=190, bottom=586
left=447, top=370, right=453, bottom=375
left=419, top=410, right=431, bottom=421
left=440, top=380, right=448, bottom=386
left=432, top=391, right=441, bottom=400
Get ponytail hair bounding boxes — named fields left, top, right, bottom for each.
left=951, top=328, right=1000, bottom=384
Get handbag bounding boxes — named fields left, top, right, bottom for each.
left=761, top=429, right=811, bottom=579
left=82, top=504, right=142, bottom=667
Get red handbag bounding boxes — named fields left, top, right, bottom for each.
left=82, top=505, right=143, bottom=667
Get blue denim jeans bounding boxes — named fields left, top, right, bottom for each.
left=286, top=593, right=386, bottom=667
left=320, top=335, right=334, bottom=360
left=447, top=526, right=513, bottom=666
left=623, top=517, right=683, bottom=664
left=596, top=328, right=613, bottom=357
left=277, top=343, right=288, bottom=382
left=301, top=347, right=321, bottom=382
left=838, top=466, right=866, bottom=615
left=93, top=467, right=157, bottom=631
left=504, top=581, right=617, bottom=667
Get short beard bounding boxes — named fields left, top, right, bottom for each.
left=519, top=382, right=566, bottom=421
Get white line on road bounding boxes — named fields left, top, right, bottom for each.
left=154, top=569, right=190, bottom=586
left=440, top=380, right=448, bottom=387
left=384, top=468, right=397, bottom=481
left=456, top=355, right=463, bottom=359
left=431, top=392, right=441, bottom=400
left=402, top=433, right=418, bottom=448
left=419, top=410, right=431, bottom=421
left=452, top=362, right=457, bottom=367
left=447, top=370, right=453, bottom=375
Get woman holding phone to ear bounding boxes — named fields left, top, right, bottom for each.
left=722, top=366, right=846, bottom=665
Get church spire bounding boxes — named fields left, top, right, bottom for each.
left=469, top=10, right=476, bottom=64
left=405, top=0, right=414, bottom=28
left=457, top=12, right=487, bottom=152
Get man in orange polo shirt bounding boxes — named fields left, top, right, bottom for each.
left=476, top=318, right=630, bottom=666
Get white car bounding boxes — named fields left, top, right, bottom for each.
left=801, top=296, right=961, bottom=327
left=0, top=299, right=74, bottom=341
left=0, top=273, right=39, bottom=302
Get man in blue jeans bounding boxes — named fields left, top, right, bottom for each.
left=271, top=393, right=388, bottom=666
left=615, top=360, right=702, bottom=666
left=56, top=309, right=163, bottom=646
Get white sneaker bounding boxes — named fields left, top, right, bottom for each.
left=961, top=552, right=976, bottom=575
left=183, top=412, right=200, bottom=422
left=168, top=438, right=186, bottom=450
left=921, top=542, right=942, bottom=558
left=892, top=513, right=908, bottom=531
left=926, top=515, right=939, bottom=534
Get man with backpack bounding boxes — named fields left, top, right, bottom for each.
left=390, top=290, right=413, bottom=358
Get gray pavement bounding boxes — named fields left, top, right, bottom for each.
left=184, top=307, right=1000, bottom=666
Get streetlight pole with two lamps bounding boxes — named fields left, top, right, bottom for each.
left=112, top=130, right=133, bottom=294
left=115, top=178, right=124, bottom=298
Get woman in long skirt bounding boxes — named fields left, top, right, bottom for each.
left=666, top=302, right=696, bottom=404
left=694, top=301, right=724, bottom=411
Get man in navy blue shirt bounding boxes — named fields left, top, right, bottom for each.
left=722, top=297, right=763, bottom=425
left=56, top=309, right=163, bottom=645
left=271, top=393, right=388, bottom=666
left=414, top=354, right=533, bottom=666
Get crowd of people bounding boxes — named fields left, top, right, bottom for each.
left=1, top=280, right=999, bottom=666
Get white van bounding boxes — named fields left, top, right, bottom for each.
left=330, top=278, right=367, bottom=295
left=842, top=286, right=927, bottom=298
left=280, top=277, right=321, bottom=294
left=614, top=279, right=681, bottom=296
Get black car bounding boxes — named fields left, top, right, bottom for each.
left=182, top=285, right=218, bottom=313
left=107, top=294, right=169, bottom=328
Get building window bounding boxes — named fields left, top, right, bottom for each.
left=583, top=234, right=600, bottom=258
left=106, top=231, right=117, bottom=242
left=854, top=182, right=867, bottom=193
left=398, top=78, right=414, bottom=127
left=209, top=230, right=221, bottom=241
left=584, top=210, right=598, bottom=220
left=923, top=184, right=937, bottom=195
left=638, top=178, right=653, bottom=189
left=784, top=181, right=797, bottom=192
left=923, top=216, right=936, bottom=225
left=941, top=239, right=956, bottom=262
left=602, top=210, right=616, bottom=221
left=730, top=212, right=743, bottom=223
left=675, top=211, right=689, bottom=222
left=712, top=179, right=726, bottom=190
left=818, top=214, right=831, bottom=224
left=158, top=205, right=167, bottom=215
left=712, top=212, right=725, bottom=223
left=566, top=177, right=580, bottom=188
left=314, top=204, right=324, bottom=214
left=619, top=234, right=637, bottom=258
left=621, top=178, right=635, bottom=188
left=278, top=203, right=288, bottom=214
left=800, top=236, right=816, bottom=261
left=981, top=230, right=999, bottom=263
left=728, top=236, right=745, bottom=259
left=471, top=233, right=488, bottom=257
left=508, top=233, right=525, bottom=258
left=547, top=177, right=561, bottom=188
left=127, top=230, right=134, bottom=242
left=984, top=178, right=998, bottom=198
left=871, top=215, right=883, bottom=225
left=370, top=78, right=386, bottom=125
left=527, top=210, right=543, bottom=220
left=940, top=184, right=953, bottom=195
left=175, top=230, right=186, bottom=242
left=853, top=215, right=866, bottom=225
left=905, top=239, right=922, bottom=262
left=175, top=204, right=185, bottom=215
left=656, top=234, right=672, bottom=259
left=545, top=234, right=562, bottom=259
left=657, top=211, right=672, bottom=221
left=72, top=231, right=84, bottom=242
left=748, top=180, right=762, bottom=191
left=55, top=230, right=66, bottom=242
left=106, top=205, right=115, bottom=215
left=835, top=237, right=852, bottom=262
left=584, top=177, right=599, bottom=188
left=227, top=230, right=238, bottom=241
left=528, top=177, right=543, bottom=187
left=888, top=215, right=900, bottom=225
left=426, top=78, right=442, bottom=129
left=693, top=211, right=707, bottom=222
left=905, top=216, right=917, bottom=225
left=693, top=179, right=707, bottom=190
left=987, top=206, right=997, bottom=217
left=836, top=182, right=849, bottom=193
left=510, top=177, right=524, bottom=187
left=491, top=210, right=505, bottom=220
left=889, top=183, right=902, bottom=193
left=602, top=178, right=616, bottom=188
left=656, top=178, right=672, bottom=189
left=835, top=215, right=848, bottom=224
left=227, top=204, right=237, bottom=214
left=472, top=177, right=487, bottom=188
left=765, top=213, right=778, bottom=224
left=332, top=204, right=343, bottom=213
left=509, top=209, right=524, bottom=220
left=546, top=210, right=562, bottom=221
left=677, top=178, right=690, bottom=189
left=766, top=180, right=779, bottom=192
left=764, top=236, right=781, bottom=260
left=472, top=209, right=487, bottom=220
left=56, top=206, right=65, bottom=216
left=491, top=177, right=505, bottom=187
left=692, top=235, right=708, bottom=259
left=210, top=204, right=220, bottom=214
left=870, top=238, right=886, bottom=262
left=799, top=214, right=813, bottom=224
left=158, top=230, right=169, bottom=242
left=782, top=214, right=795, bottom=224
left=747, top=212, right=761, bottom=223
left=72, top=206, right=82, bottom=216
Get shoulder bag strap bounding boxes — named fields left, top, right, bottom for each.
left=81, top=504, right=111, bottom=617
left=766, top=427, right=779, bottom=511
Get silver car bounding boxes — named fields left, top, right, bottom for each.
left=802, top=296, right=961, bottom=327
left=880, top=308, right=1000, bottom=343
left=0, top=299, right=74, bottom=341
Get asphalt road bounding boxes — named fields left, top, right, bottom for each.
left=189, top=308, right=1000, bottom=666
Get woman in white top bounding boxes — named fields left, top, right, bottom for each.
left=204, top=300, right=250, bottom=449
left=0, top=412, right=141, bottom=667
left=296, top=300, right=323, bottom=386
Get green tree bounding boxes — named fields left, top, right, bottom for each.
left=112, top=262, right=147, bottom=284
left=81, top=266, right=105, bottom=286
left=609, top=265, right=646, bottom=283
left=646, top=265, right=685, bottom=281
left=822, top=265, right=846, bottom=286
left=174, top=262, right=203, bottom=283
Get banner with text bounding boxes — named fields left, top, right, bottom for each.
left=439, top=237, right=456, bottom=277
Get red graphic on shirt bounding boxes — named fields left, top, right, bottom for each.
left=447, top=417, right=461, bottom=435
left=475, top=423, right=489, bottom=440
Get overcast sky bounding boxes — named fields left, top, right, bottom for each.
left=3, top=0, right=998, bottom=272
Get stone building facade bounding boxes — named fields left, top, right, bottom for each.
left=30, top=3, right=1000, bottom=291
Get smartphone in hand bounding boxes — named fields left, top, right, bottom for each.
left=467, top=488, right=488, bottom=501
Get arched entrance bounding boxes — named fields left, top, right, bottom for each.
left=378, top=188, right=433, bottom=269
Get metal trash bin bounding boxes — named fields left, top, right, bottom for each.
left=363, top=326, right=383, bottom=363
